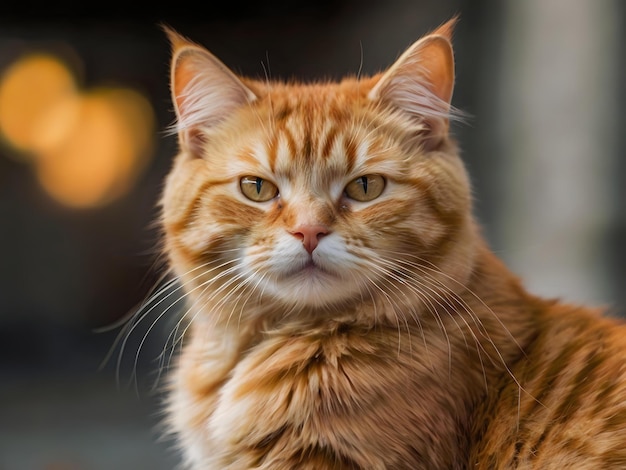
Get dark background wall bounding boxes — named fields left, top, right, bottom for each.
left=0, top=2, right=623, bottom=469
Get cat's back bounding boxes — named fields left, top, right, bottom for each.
left=471, top=301, right=626, bottom=469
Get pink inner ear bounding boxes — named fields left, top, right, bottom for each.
left=173, top=54, right=199, bottom=114
left=388, top=35, right=455, bottom=114
left=416, top=37, right=455, bottom=106
left=168, top=45, right=257, bottom=156
left=368, top=31, right=457, bottom=136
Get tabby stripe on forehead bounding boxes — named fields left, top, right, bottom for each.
left=302, top=130, right=313, bottom=161
left=320, top=126, right=338, bottom=161
left=239, top=147, right=264, bottom=167
left=343, top=135, right=357, bottom=173
left=280, top=125, right=298, bottom=162
left=274, top=103, right=292, bottom=122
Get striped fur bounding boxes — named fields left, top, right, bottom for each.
left=158, top=19, right=626, bottom=469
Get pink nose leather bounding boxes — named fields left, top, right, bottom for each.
left=290, top=225, right=330, bottom=254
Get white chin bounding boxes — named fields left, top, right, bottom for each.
left=274, top=270, right=357, bottom=308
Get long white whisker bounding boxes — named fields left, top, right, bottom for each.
left=167, top=264, right=252, bottom=363
left=366, top=260, right=452, bottom=370
left=233, top=271, right=269, bottom=328
left=118, top=258, right=239, bottom=389
left=413, top=255, right=524, bottom=353
left=380, top=250, right=532, bottom=398
left=380, top=259, right=489, bottom=387
left=151, top=271, right=230, bottom=390
left=151, top=259, right=252, bottom=389
left=357, top=267, right=405, bottom=345
left=132, top=261, right=243, bottom=390
left=99, top=263, right=211, bottom=373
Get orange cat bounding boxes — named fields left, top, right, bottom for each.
left=159, top=18, right=626, bottom=469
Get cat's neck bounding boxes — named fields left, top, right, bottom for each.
left=461, top=241, right=542, bottom=367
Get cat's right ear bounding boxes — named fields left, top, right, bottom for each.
left=163, top=26, right=257, bottom=156
left=368, top=18, right=459, bottom=149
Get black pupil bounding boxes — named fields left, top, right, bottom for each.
left=256, top=178, right=263, bottom=194
left=360, top=176, right=368, bottom=194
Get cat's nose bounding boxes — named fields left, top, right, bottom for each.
left=290, top=224, right=330, bottom=254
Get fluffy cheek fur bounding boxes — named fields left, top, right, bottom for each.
left=161, top=157, right=261, bottom=312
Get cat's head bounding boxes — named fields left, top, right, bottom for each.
left=161, top=18, right=478, bottom=322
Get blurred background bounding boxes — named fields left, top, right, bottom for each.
left=0, top=1, right=624, bottom=469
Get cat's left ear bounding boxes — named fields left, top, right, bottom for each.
left=368, top=17, right=457, bottom=147
left=164, top=25, right=257, bottom=156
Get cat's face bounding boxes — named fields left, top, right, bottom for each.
left=161, top=20, right=477, bottom=320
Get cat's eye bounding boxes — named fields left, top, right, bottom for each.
left=344, top=175, right=385, bottom=202
left=240, top=176, right=279, bottom=202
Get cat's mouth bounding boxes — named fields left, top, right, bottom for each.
left=267, top=255, right=354, bottom=306
left=287, top=258, right=334, bottom=278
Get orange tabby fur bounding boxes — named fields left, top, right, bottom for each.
left=159, top=18, right=626, bottom=469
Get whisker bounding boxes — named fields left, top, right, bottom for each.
left=413, top=255, right=525, bottom=353
left=380, top=250, right=534, bottom=401
left=97, top=267, right=180, bottom=371
left=150, top=273, right=224, bottom=390
left=234, top=271, right=269, bottom=328
left=132, top=268, right=239, bottom=392
left=152, top=277, right=236, bottom=391
left=116, top=258, right=240, bottom=389
left=357, top=267, right=405, bottom=350
left=378, top=258, right=489, bottom=387
left=166, top=265, right=251, bottom=363
left=366, top=260, right=453, bottom=370
left=151, top=259, right=253, bottom=390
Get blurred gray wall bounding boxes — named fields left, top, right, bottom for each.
left=494, top=0, right=622, bottom=308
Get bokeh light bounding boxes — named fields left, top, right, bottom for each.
left=0, top=54, right=76, bottom=155
left=0, top=51, right=155, bottom=208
